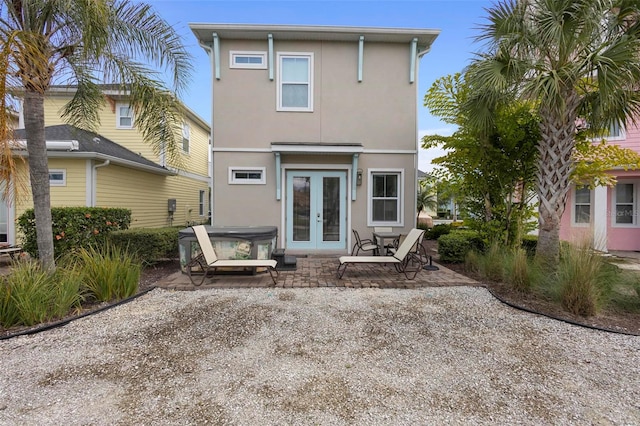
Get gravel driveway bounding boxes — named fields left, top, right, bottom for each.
left=1, top=286, right=639, bottom=425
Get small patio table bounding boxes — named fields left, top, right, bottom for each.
left=372, top=231, right=400, bottom=256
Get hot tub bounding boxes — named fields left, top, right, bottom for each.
left=178, top=225, right=278, bottom=273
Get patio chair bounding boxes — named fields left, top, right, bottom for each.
left=187, top=225, right=279, bottom=286
left=352, top=229, right=379, bottom=255
left=337, top=228, right=426, bottom=280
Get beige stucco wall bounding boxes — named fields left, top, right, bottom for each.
left=211, top=37, right=420, bottom=251
left=214, top=40, right=416, bottom=150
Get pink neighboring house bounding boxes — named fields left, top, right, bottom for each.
left=560, top=120, right=640, bottom=251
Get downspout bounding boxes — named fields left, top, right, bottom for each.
left=413, top=45, right=432, bottom=226
left=199, top=40, right=215, bottom=225
left=92, top=160, right=110, bottom=206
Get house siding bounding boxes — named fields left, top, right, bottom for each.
left=560, top=120, right=640, bottom=251
left=96, top=165, right=209, bottom=228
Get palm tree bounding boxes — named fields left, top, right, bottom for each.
left=0, top=0, right=192, bottom=270
left=466, top=0, right=640, bottom=265
left=416, top=181, right=438, bottom=221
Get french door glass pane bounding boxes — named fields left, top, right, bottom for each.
left=282, top=84, right=308, bottom=108
left=323, top=177, right=340, bottom=241
left=293, top=177, right=311, bottom=241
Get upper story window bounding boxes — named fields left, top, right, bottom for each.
left=277, top=52, right=313, bottom=112
left=49, top=169, right=66, bottom=186
left=573, top=186, right=591, bottom=225
left=116, top=103, right=133, bottom=129
left=368, top=169, right=404, bottom=227
left=199, top=190, right=206, bottom=216
left=182, top=123, right=190, bottom=153
left=230, top=51, right=267, bottom=69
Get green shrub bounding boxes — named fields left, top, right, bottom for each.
left=425, top=224, right=451, bottom=240
left=558, top=243, right=611, bottom=316
left=437, top=230, right=484, bottom=263
left=521, top=235, right=538, bottom=256
left=0, top=261, right=83, bottom=327
left=109, top=227, right=179, bottom=264
left=464, top=250, right=481, bottom=274
left=69, top=244, right=141, bottom=302
left=17, top=207, right=131, bottom=259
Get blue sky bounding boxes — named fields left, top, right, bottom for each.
left=148, top=0, right=494, bottom=171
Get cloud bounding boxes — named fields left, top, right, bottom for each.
left=418, top=128, right=454, bottom=173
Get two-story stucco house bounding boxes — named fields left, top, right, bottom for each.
left=190, top=24, right=439, bottom=254
left=560, top=121, right=640, bottom=252
left=3, top=85, right=211, bottom=245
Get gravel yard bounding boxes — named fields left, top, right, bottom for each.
left=1, top=286, right=639, bottom=425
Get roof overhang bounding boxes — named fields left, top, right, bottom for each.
left=190, top=23, right=439, bottom=51
left=271, top=142, right=364, bottom=155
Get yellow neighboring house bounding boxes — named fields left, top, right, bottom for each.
left=3, top=85, right=211, bottom=245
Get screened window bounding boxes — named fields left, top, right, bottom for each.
left=116, top=104, right=133, bottom=129
left=49, top=169, right=66, bottom=186
left=574, top=186, right=591, bottom=224
left=277, top=53, right=313, bottom=111
left=229, top=167, right=266, bottom=184
left=369, top=170, right=403, bottom=226
left=230, top=51, right=267, bottom=69
left=615, top=183, right=635, bottom=225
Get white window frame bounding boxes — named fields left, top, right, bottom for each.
left=49, top=169, right=66, bottom=187
left=367, top=168, right=404, bottom=227
left=229, top=167, right=266, bottom=185
left=198, top=190, right=206, bottom=216
left=588, top=120, right=626, bottom=142
left=182, top=123, right=190, bottom=154
left=612, top=181, right=637, bottom=227
left=116, top=103, right=133, bottom=129
left=572, top=185, right=592, bottom=226
left=230, top=50, right=267, bottom=69
left=277, top=52, right=314, bottom=112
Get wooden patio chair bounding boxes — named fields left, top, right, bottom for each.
left=337, top=228, right=426, bottom=280
left=187, top=225, right=278, bottom=286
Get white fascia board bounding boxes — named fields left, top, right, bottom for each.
left=271, top=144, right=364, bottom=154
left=12, top=139, right=79, bottom=151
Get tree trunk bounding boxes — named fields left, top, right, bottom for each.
left=23, top=90, right=55, bottom=270
left=535, top=105, right=577, bottom=267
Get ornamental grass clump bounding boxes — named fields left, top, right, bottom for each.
left=71, top=244, right=141, bottom=302
left=557, top=242, right=611, bottom=317
left=0, top=261, right=83, bottom=327
left=504, top=247, right=540, bottom=293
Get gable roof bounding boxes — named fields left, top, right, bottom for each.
left=190, top=23, right=440, bottom=52
left=13, top=125, right=174, bottom=175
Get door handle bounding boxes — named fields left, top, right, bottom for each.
left=317, top=212, right=321, bottom=222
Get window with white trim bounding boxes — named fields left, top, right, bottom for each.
left=277, top=53, right=313, bottom=111
left=199, top=190, right=206, bottom=216
left=230, top=51, right=267, bottom=69
left=229, top=167, right=266, bottom=184
left=49, top=169, right=66, bottom=186
left=182, top=123, right=190, bottom=153
left=614, top=182, right=635, bottom=225
left=573, top=186, right=591, bottom=225
left=116, top=103, right=133, bottom=129
left=368, top=170, right=403, bottom=226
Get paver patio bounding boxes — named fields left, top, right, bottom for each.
left=157, top=256, right=479, bottom=291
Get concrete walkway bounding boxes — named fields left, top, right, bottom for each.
left=156, top=256, right=479, bottom=290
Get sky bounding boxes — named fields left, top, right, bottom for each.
left=147, top=0, right=494, bottom=172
